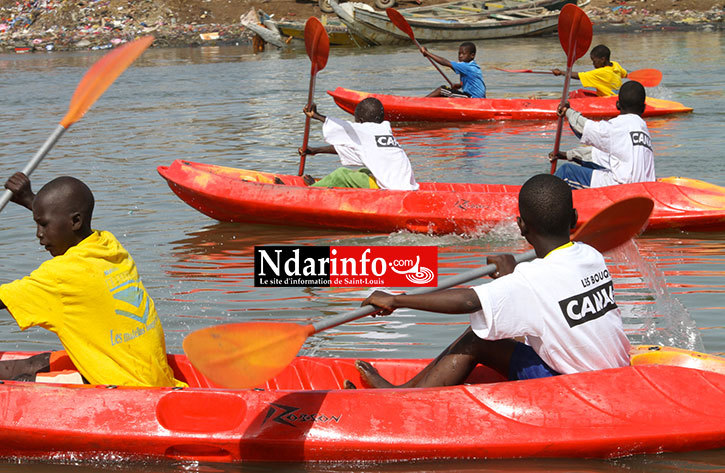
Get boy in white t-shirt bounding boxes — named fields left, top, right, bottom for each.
left=549, top=80, right=655, bottom=190
left=352, top=174, right=630, bottom=388
left=295, top=98, right=419, bottom=191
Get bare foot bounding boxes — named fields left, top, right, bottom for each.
left=273, top=177, right=285, bottom=185
left=302, top=174, right=316, bottom=186
left=355, top=360, right=394, bottom=388
left=343, top=379, right=357, bottom=389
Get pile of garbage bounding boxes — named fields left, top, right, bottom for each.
left=0, top=0, right=249, bottom=52
left=586, top=4, right=724, bottom=29
left=1, top=0, right=723, bottom=52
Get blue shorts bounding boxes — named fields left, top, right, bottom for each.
left=508, top=342, right=560, bottom=381
left=554, top=161, right=606, bottom=190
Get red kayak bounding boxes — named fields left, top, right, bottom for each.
left=157, top=160, right=725, bottom=235
left=2, top=345, right=725, bottom=463
left=327, top=87, right=694, bottom=122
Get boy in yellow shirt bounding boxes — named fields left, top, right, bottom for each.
left=0, top=173, right=185, bottom=387
left=552, top=44, right=628, bottom=97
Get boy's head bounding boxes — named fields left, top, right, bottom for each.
left=458, top=42, right=476, bottom=63
left=32, top=176, right=94, bottom=257
left=617, top=80, right=646, bottom=116
left=517, top=174, right=577, bottom=240
left=354, top=97, right=385, bottom=124
left=589, top=44, right=611, bottom=68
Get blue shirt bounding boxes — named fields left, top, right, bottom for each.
left=451, top=60, right=486, bottom=98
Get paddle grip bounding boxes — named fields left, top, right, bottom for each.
left=299, top=70, right=318, bottom=176
left=416, top=39, right=454, bottom=88
left=0, top=124, right=66, bottom=213
left=550, top=68, right=574, bottom=174
left=311, top=249, right=537, bottom=333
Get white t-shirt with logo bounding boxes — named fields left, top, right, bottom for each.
left=470, top=242, right=631, bottom=375
left=322, top=117, right=419, bottom=190
left=582, top=113, right=655, bottom=187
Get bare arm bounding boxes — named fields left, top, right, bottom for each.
left=552, top=68, right=580, bottom=80
left=420, top=46, right=453, bottom=69
left=362, top=288, right=481, bottom=316
left=298, top=145, right=336, bottom=156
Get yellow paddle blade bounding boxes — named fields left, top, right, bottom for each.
left=183, top=322, right=314, bottom=389
left=572, top=196, right=653, bottom=252
left=60, top=36, right=154, bottom=128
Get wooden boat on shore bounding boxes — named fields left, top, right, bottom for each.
left=157, top=160, right=725, bottom=235
left=3, top=345, right=725, bottom=463
left=328, top=87, right=694, bottom=121
left=330, top=0, right=579, bottom=45
left=275, top=16, right=370, bottom=47
left=241, top=10, right=368, bottom=47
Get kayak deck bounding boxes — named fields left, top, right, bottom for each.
left=158, top=160, right=725, bottom=235
left=328, top=87, right=694, bottom=121
left=1, top=346, right=725, bottom=463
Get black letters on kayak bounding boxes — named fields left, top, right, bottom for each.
left=559, top=280, right=617, bottom=328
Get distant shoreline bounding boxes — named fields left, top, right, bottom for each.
left=1, top=19, right=721, bottom=54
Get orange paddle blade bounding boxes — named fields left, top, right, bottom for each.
left=304, top=17, right=329, bottom=75
left=572, top=196, right=653, bottom=252
left=627, top=68, right=663, bottom=88
left=387, top=8, right=415, bottom=41
left=557, top=4, right=592, bottom=68
left=60, top=36, right=153, bottom=129
left=183, top=322, right=315, bottom=389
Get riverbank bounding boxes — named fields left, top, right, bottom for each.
left=1, top=0, right=722, bottom=52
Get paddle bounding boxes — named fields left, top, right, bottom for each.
left=627, top=68, right=662, bottom=87
left=495, top=67, right=663, bottom=87
left=386, top=8, right=454, bottom=88
left=0, top=36, right=154, bottom=213
left=183, top=196, right=654, bottom=389
left=298, top=18, right=330, bottom=176
left=550, top=4, right=592, bottom=175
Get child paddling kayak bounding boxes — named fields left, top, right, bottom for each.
left=0, top=173, right=185, bottom=387
left=352, top=174, right=630, bottom=389
left=552, top=44, right=627, bottom=97
left=549, top=80, right=655, bottom=190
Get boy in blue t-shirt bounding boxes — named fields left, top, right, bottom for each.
left=420, top=42, right=486, bottom=99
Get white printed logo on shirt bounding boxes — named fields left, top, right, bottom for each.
left=629, top=131, right=652, bottom=150
left=558, top=280, right=617, bottom=328
left=374, top=135, right=401, bottom=148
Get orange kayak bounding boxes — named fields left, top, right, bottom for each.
left=157, top=160, right=725, bottom=235
left=328, top=87, right=694, bottom=122
left=1, top=345, right=725, bottom=463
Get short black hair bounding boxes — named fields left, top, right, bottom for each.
left=460, top=42, right=476, bottom=55
left=618, top=80, right=646, bottom=115
left=590, top=44, right=610, bottom=61
left=518, top=174, right=574, bottom=237
left=37, top=176, right=95, bottom=223
left=354, top=97, right=385, bottom=123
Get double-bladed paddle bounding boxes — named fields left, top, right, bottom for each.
left=386, top=8, right=454, bottom=88
left=298, top=18, right=330, bottom=176
left=183, top=196, right=654, bottom=389
left=550, top=4, right=592, bottom=175
left=494, top=67, right=663, bottom=88
left=0, top=36, right=154, bottom=212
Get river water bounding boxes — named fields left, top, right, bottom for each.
left=0, top=30, right=724, bottom=472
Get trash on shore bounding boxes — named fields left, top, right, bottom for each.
left=0, top=0, right=251, bottom=52
left=1, top=0, right=722, bottom=52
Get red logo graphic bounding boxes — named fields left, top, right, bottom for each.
left=329, top=246, right=437, bottom=287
